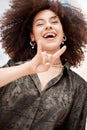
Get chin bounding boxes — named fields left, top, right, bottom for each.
left=43, top=46, right=60, bottom=53
left=43, top=43, right=60, bottom=50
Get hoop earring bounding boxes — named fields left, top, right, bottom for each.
left=30, top=41, right=36, bottom=49
left=61, top=35, right=67, bottom=45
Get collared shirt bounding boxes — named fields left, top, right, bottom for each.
left=0, top=60, right=87, bottom=130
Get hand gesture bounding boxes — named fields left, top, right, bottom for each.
left=30, top=40, right=66, bottom=73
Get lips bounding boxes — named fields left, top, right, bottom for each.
left=43, top=32, right=57, bottom=39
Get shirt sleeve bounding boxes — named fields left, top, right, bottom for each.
left=64, top=81, right=87, bottom=130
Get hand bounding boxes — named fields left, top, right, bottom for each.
left=30, top=40, right=66, bottom=73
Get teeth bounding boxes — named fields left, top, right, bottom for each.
left=44, top=33, right=56, bottom=38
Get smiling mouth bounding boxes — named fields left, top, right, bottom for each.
left=43, top=32, right=57, bottom=39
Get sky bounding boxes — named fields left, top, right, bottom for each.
left=0, top=0, right=87, bottom=82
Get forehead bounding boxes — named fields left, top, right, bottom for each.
left=33, top=9, right=58, bottom=21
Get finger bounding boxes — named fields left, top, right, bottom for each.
left=47, top=54, right=52, bottom=62
left=42, top=51, right=48, bottom=63
left=37, top=40, right=42, bottom=54
left=37, top=62, right=50, bottom=72
left=53, top=45, right=67, bottom=59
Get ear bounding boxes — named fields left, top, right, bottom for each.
left=30, top=33, right=35, bottom=41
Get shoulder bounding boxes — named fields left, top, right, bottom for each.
left=65, top=68, right=87, bottom=96
left=64, top=62, right=87, bottom=84
left=68, top=69, right=87, bottom=85
left=63, top=63, right=87, bottom=92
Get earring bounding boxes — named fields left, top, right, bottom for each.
left=61, top=35, right=67, bottom=45
left=30, top=41, right=36, bottom=49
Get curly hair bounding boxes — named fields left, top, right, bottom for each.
left=0, top=0, right=87, bottom=67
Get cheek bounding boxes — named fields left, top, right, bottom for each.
left=58, top=26, right=64, bottom=34
left=58, top=28, right=64, bottom=40
left=33, top=28, right=42, bottom=41
left=56, top=23, right=64, bottom=33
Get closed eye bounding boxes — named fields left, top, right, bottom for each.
left=51, top=21, right=59, bottom=24
left=36, top=23, right=44, bottom=26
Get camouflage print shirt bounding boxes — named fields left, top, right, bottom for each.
left=0, top=60, right=87, bottom=130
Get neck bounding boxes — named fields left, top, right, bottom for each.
left=46, top=47, right=60, bottom=55
left=38, top=59, right=63, bottom=76
left=51, top=58, right=62, bottom=66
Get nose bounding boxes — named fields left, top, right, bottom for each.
left=45, top=26, right=52, bottom=30
left=45, top=22, right=52, bottom=30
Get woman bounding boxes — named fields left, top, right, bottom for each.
left=0, top=0, right=87, bottom=130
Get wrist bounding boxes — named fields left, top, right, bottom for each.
left=19, top=61, right=35, bottom=76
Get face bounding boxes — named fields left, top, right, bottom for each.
left=30, top=9, right=64, bottom=53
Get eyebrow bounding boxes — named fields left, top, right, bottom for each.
left=34, top=15, right=58, bottom=23
left=50, top=15, right=58, bottom=20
